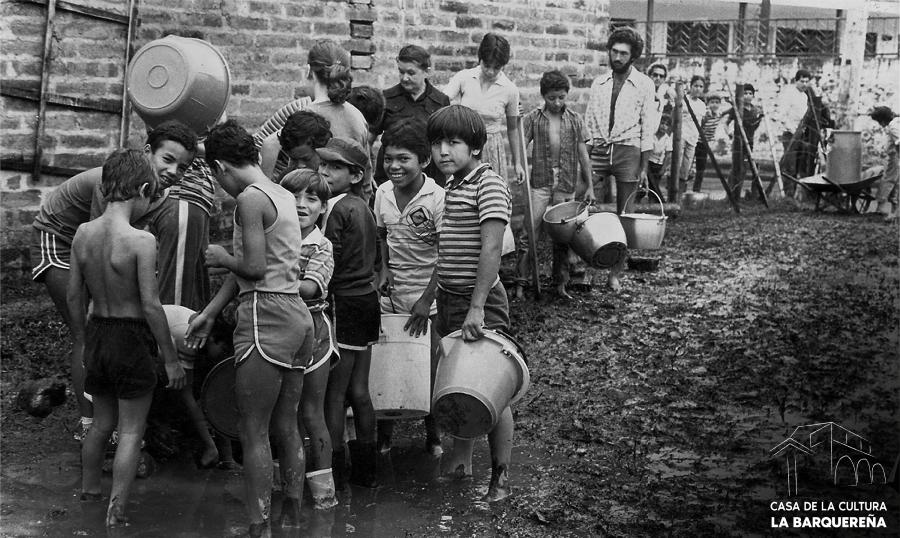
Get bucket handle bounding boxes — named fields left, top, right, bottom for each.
left=621, top=186, right=666, bottom=217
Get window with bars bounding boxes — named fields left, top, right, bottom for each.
left=666, top=22, right=729, bottom=55
left=774, top=28, right=837, bottom=56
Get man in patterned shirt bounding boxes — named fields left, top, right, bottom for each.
left=516, top=70, right=593, bottom=299
left=584, top=26, right=656, bottom=292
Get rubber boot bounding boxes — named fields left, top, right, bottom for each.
left=332, top=447, right=350, bottom=499
left=306, top=468, right=338, bottom=510
left=348, top=440, right=378, bottom=488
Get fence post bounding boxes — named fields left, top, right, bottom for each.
left=669, top=81, right=684, bottom=203
left=836, top=6, right=868, bottom=129
left=730, top=83, right=745, bottom=197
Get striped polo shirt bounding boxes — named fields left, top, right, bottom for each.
left=437, top=163, right=511, bottom=294
left=168, top=158, right=216, bottom=215
left=298, top=226, right=334, bottom=313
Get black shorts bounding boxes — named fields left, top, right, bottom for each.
left=332, top=291, right=380, bottom=350
left=84, top=317, right=159, bottom=399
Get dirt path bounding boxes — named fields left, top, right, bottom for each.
left=2, top=200, right=898, bottom=536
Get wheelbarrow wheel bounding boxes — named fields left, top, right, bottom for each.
left=851, top=188, right=873, bottom=214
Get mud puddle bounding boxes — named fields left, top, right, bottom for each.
left=0, top=441, right=563, bottom=537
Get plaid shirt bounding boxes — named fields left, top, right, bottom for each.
left=584, top=68, right=656, bottom=152
left=523, top=106, right=589, bottom=192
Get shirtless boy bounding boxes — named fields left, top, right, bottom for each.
left=67, top=149, right=186, bottom=526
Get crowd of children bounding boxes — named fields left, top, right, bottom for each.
left=31, top=29, right=896, bottom=534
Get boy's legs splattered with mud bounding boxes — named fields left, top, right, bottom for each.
left=106, top=392, right=153, bottom=525
left=81, top=394, right=116, bottom=500
left=235, top=352, right=283, bottom=531
left=271, top=367, right=305, bottom=527
left=485, top=406, right=514, bottom=502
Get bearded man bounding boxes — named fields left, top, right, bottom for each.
left=583, top=27, right=656, bottom=291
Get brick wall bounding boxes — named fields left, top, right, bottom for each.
left=2, top=0, right=610, bottom=279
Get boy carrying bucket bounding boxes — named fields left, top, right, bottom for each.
left=422, top=104, right=515, bottom=502
left=373, top=120, right=445, bottom=456
left=515, top=70, right=594, bottom=299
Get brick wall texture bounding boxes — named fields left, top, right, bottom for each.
left=2, top=0, right=896, bottom=279
left=1, top=0, right=610, bottom=277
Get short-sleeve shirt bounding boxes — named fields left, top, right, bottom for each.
left=374, top=176, right=444, bottom=293
left=376, top=82, right=449, bottom=136
left=443, top=67, right=519, bottom=134
left=298, top=226, right=334, bottom=313
left=32, top=167, right=102, bottom=242
left=523, top=106, right=589, bottom=192
left=437, top=164, right=511, bottom=294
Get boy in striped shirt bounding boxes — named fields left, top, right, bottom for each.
left=423, top=105, right=515, bottom=502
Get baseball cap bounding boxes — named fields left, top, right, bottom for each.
left=315, top=138, right=368, bottom=171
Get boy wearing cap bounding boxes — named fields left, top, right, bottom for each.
left=318, top=137, right=381, bottom=490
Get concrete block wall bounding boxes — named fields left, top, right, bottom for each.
left=2, top=0, right=610, bottom=279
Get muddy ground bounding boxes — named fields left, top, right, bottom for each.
left=2, top=199, right=899, bottom=537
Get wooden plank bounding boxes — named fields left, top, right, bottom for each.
left=760, top=102, right=785, bottom=197
left=19, top=0, right=129, bottom=25
left=725, top=84, right=769, bottom=207
left=682, top=93, right=740, bottom=213
left=0, top=157, right=86, bottom=178
left=1, top=80, right=121, bottom=114
left=669, top=81, right=683, bottom=203
left=32, top=0, right=57, bottom=183
left=119, top=0, right=139, bottom=147
left=516, top=116, right=541, bottom=298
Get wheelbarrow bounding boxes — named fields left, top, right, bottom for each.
left=793, top=166, right=884, bottom=214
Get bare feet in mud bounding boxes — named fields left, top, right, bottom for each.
left=248, top=519, right=270, bottom=537
left=197, top=446, right=219, bottom=469
left=607, top=275, right=622, bottom=292
left=482, top=465, right=511, bottom=502
left=276, top=497, right=302, bottom=528
left=442, top=463, right=473, bottom=481
left=555, top=284, right=572, bottom=300
left=105, top=501, right=128, bottom=526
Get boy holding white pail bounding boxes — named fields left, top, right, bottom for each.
left=373, top=120, right=445, bottom=456
left=424, top=104, right=515, bottom=502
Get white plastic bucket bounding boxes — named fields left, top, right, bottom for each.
left=369, top=314, right=431, bottom=419
left=432, top=330, right=529, bottom=439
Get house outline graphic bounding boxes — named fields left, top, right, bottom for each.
left=770, top=422, right=887, bottom=496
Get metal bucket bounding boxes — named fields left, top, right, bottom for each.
left=570, top=212, right=627, bottom=268
left=432, top=330, right=529, bottom=439
left=370, top=314, right=432, bottom=419
left=826, top=131, right=862, bottom=185
left=127, top=36, right=231, bottom=135
left=200, top=358, right=238, bottom=440
left=620, top=188, right=667, bottom=250
left=543, top=200, right=590, bottom=244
